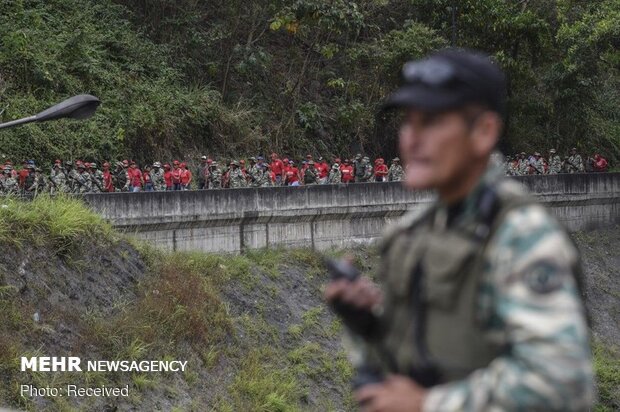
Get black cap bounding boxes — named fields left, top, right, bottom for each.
left=382, top=48, right=507, bottom=116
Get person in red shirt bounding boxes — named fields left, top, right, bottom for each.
left=102, top=162, right=114, bottom=192
left=341, top=159, right=354, bottom=183
left=163, top=164, right=173, bottom=190
left=592, top=154, right=608, bottom=172
left=315, top=157, right=329, bottom=184
left=18, top=161, right=30, bottom=188
left=171, top=160, right=182, bottom=190
left=374, top=158, right=388, bottom=182
left=143, top=165, right=154, bottom=192
left=284, top=160, right=300, bottom=186
left=128, top=162, right=143, bottom=192
left=270, top=153, right=285, bottom=186
left=180, top=162, right=192, bottom=190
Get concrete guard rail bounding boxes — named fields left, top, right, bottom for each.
left=83, top=173, right=620, bottom=254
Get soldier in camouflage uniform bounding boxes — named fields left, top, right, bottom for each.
left=516, top=152, right=529, bottom=175
left=228, top=161, right=247, bottom=188
left=89, top=163, right=105, bottom=193
left=360, top=156, right=374, bottom=182
left=247, top=157, right=263, bottom=188
left=49, top=162, right=67, bottom=195
left=256, top=158, right=272, bottom=187
left=208, top=162, right=222, bottom=189
left=303, top=160, right=319, bottom=185
left=65, top=161, right=81, bottom=193
left=566, top=147, right=584, bottom=173
left=1, top=167, right=18, bottom=195
left=530, top=152, right=545, bottom=174
left=547, top=149, right=562, bottom=174
left=387, top=158, right=404, bottom=182
left=327, top=163, right=342, bottom=184
left=151, top=162, right=166, bottom=191
left=75, top=163, right=92, bottom=193
left=325, top=49, right=593, bottom=412
left=113, top=161, right=130, bottom=192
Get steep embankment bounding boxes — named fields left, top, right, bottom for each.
left=0, top=197, right=618, bottom=411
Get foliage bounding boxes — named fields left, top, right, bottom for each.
left=1, top=0, right=617, bottom=164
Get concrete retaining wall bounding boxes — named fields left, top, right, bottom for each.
left=83, top=173, right=620, bottom=254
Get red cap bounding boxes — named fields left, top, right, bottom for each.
left=164, top=163, right=171, bottom=169
left=173, top=160, right=180, bottom=165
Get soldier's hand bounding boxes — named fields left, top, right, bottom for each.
left=355, top=375, right=427, bottom=412
left=324, top=276, right=382, bottom=311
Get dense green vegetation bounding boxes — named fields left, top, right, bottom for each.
left=0, top=1, right=619, bottom=162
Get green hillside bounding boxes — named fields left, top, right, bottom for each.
left=0, top=0, right=618, bottom=164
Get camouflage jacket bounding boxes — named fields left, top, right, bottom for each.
left=208, top=168, right=222, bottom=189
left=567, top=155, right=584, bottom=173
left=151, top=169, right=166, bottom=191
left=352, top=162, right=594, bottom=412
left=229, top=168, right=247, bottom=188
left=548, top=155, right=562, bottom=174
left=327, top=167, right=342, bottom=184
left=387, top=164, right=404, bottom=182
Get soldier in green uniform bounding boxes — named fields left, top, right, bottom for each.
left=566, top=148, right=584, bottom=173
left=303, top=160, right=319, bottom=185
left=547, top=149, right=562, bottom=174
left=229, top=161, right=247, bottom=188
left=208, top=161, right=222, bottom=189
left=325, top=49, right=593, bottom=412
left=387, top=158, right=404, bottom=182
left=49, top=162, right=67, bottom=195
left=89, top=163, right=105, bottom=193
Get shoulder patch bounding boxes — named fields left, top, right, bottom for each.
left=522, top=260, right=567, bottom=294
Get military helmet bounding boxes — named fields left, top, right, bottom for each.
left=249, top=157, right=256, bottom=162
left=308, top=160, right=315, bottom=165
left=231, top=160, right=239, bottom=166
left=90, top=163, right=98, bottom=169
left=549, top=149, right=556, bottom=154
left=116, top=161, right=124, bottom=168
left=153, top=162, right=162, bottom=168
left=534, top=152, right=541, bottom=156
left=211, top=161, right=218, bottom=167
left=393, top=157, right=400, bottom=163
left=332, top=163, right=340, bottom=169
left=65, top=160, right=73, bottom=167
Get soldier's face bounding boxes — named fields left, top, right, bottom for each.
left=400, top=109, right=500, bottom=193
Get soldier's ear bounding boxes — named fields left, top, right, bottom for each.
left=470, top=111, right=501, bottom=158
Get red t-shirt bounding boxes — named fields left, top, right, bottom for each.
left=374, top=164, right=388, bottom=177
left=271, top=159, right=284, bottom=176
left=164, top=170, right=173, bottom=188
left=143, top=171, right=152, bottom=184
left=316, top=162, right=329, bottom=178
left=19, top=169, right=29, bottom=187
left=103, top=170, right=114, bottom=192
left=180, top=169, right=192, bottom=185
left=128, top=168, right=142, bottom=187
left=285, top=167, right=299, bottom=184
left=172, top=168, right=182, bottom=184
left=341, top=165, right=354, bottom=182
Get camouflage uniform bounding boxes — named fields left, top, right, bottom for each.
left=151, top=164, right=166, bottom=191
left=66, top=167, right=82, bottom=193
left=387, top=159, right=404, bottom=182
left=327, top=164, right=342, bottom=184
left=76, top=169, right=92, bottom=193
left=229, top=166, right=247, bottom=189
left=208, top=164, right=222, bottom=189
left=303, top=162, right=319, bottom=185
left=257, top=165, right=271, bottom=187
left=248, top=161, right=263, bottom=188
left=531, top=154, right=545, bottom=175
left=50, top=167, right=67, bottom=194
left=548, top=151, right=562, bottom=174
left=1, top=170, right=18, bottom=195
left=349, top=160, right=594, bottom=412
left=566, top=152, right=584, bottom=174
left=89, top=165, right=105, bottom=193
left=517, top=156, right=529, bottom=175
left=360, top=157, right=374, bottom=182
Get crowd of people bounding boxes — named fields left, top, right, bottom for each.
left=0, top=149, right=610, bottom=196
left=504, top=148, right=609, bottom=175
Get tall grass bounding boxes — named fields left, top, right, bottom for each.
left=0, top=195, right=113, bottom=251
